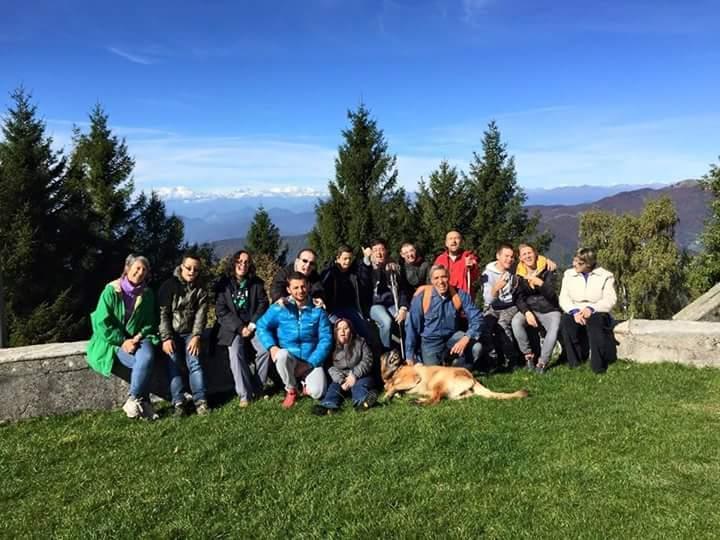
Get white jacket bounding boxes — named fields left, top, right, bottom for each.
left=559, top=266, right=617, bottom=313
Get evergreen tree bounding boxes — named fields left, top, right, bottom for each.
left=0, top=88, right=77, bottom=345
left=309, top=104, right=412, bottom=263
left=245, top=206, right=287, bottom=265
left=686, top=159, right=720, bottom=298
left=129, top=192, right=186, bottom=287
left=413, top=160, right=471, bottom=257
left=464, top=121, right=550, bottom=265
left=580, top=197, right=685, bottom=319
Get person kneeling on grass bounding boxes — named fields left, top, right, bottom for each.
left=256, top=271, right=332, bottom=409
left=158, top=252, right=210, bottom=416
left=313, top=319, right=378, bottom=416
left=87, top=254, right=160, bottom=420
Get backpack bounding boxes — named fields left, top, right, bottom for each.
left=414, top=285, right=463, bottom=314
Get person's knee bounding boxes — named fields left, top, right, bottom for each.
left=306, top=369, right=326, bottom=399
left=275, top=348, right=290, bottom=366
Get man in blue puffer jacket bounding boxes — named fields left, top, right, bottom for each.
left=257, top=271, right=332, bottom=408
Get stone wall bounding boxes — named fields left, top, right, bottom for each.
left=0, top=338, right=236, bottom=422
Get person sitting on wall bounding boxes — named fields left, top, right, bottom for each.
left=215, top=250, right=271, bottom=408
left=256, top=271, right=332, bottom=409
left=158, top=252, right=210, bottom=416
left=404, top=264, right=484, bottom=367
left=559, top=247, right=617, bottom=374
left=320, top=245, right=370, bottom=338
left=270, top=248, right=325, bottom=307
left=87, top=254, right=160, bottom=420
left=510, top=243, right=561, bottom=374
left=312, top=318, right=377, bottom=416
left=358, top=239, right=409, bottom=351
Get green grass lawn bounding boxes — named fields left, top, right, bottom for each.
left=1, top=362, right=719, bottom=539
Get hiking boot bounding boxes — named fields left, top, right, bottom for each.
left=282, top=389, right=298, bottom=409
left=138, top=397, right=159, bottom=421
left=122, top=396, right=143, bottom=419
left=195, top=400, right=210, bottom=416
left=173, top=401, right=188, bottom=418
left=355, top=390, right=378, bottom=412
left=311, top=404, right=336, bottom=416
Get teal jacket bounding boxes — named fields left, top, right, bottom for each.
left=86, top=280, right=159, bottom=377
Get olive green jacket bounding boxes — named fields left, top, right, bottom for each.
left=86, top=280, right=160, bottom=377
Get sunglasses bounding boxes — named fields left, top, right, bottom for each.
left=300, top=258, right=316, bottom=267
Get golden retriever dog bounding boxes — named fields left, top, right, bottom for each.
left=380, top=350, right=528, bottom=405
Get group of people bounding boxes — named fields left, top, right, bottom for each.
left=86, top=230, right=618, bottom=420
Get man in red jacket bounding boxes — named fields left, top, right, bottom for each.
left=434, top=230, right=479, bottom=297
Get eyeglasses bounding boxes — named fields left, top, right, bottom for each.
left=300, top=258, right=316, bottom=267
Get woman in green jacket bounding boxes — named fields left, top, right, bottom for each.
left=87, top=254, right=160, bottom=420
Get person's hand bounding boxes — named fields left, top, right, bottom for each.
left=313, top=298, right=326, bottom=309
left=275, top=297, right=287, bottom=306
left=342, top=373, right=357, bottom=390
left=494, top=275, right=508, bottom=295
left=546, top=258, right=558, bottom=272
left=385, top=262, right=399, bottom=273
left=581, top=307, right=593, bottom=319
left=162, top=339, right=175, bottom=356
left=450, top=335, right=470, bottom=356
left=362, top=246, right=372, bottom=259
left=187, top=336, right=201, bottom=357
left=525, top=312, right=538, bottom=328
left=527, top=276, right=544, bottom=289
left=269, top=346, right=279, bottom=362
left=573, top=311, right=586, bottom=325
left=121, top=339, right=138, bottom=354
left=241, top=326, right=253, bottom=338
left=395, top=307, right=407, bottom=323
left=464, top=255, right=477, bottom=267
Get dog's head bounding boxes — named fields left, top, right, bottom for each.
left=380, top=349, right=404, bottom=381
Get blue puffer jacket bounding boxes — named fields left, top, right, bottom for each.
left=256, top=298, right=333, bottom=367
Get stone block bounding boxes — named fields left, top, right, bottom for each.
left=673, top=282, right=720, bottom=322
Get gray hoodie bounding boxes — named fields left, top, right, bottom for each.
left=482, top=262, right=518, bottom=310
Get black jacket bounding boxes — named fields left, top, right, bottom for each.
left=270, top=264, right=325, bottom=304
left=515, top=269, right=560, bottom=315
left=215, top=274, right=270, bottom=346
left=320, top=262, right=370, bottom=316
left=357, top=260, right=409, bottom=310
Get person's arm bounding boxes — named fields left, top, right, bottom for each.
left=589, top=274, right=617, bottom=313
left=250, top=280, right=270, bottom=326
left=136, top=290, right=159, bottom=345
left=215, top=280, right=245, bottom=334
left=539, top=270, right=559, bottom=306
left=90, top=286, right=126, bottom=347
left=351, top=340, right=374, bottom=379
left=192, top=287, right=209, bottom=338
left=514, top=279, right=531, bottom=314
left=308, top=310, right=333, bottom=367
left=255, top=306, right=280, bottom=351
left=328, top=365, right=346, bottom=385
left=157, top=280, right=175, bottom=342
left=481, top=271, right=494, bottom=307
left=460, top=290, right=484, bottom=340
left=558, top=271, right=577, bottom=314
left=269, top=268, right=287, bottom=303
left=404, top=294, right=423, bottom=361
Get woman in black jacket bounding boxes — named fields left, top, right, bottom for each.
left=510, top=243, right=561, bottom=374
left=215, top=250, right=270, bottom=407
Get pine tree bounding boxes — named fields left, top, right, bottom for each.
left=245, top=206, right=287, bottom=265
left=464, top=121, right=550, bottom=265
left=129, top=192, right=186, bottom=287
left=414, top=160, right=471, bottom=257
left=0, top=88, right=74, bottom=345
left=686, top=159, right=720, bottom=298
left=309, top=104, right=412, bottom=263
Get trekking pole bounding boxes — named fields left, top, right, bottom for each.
left=389, top=270, right=406, bottom=360
left=466, top=266, right=471, bottom=295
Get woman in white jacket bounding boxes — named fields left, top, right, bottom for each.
left=559, top=248, right=617, bottom=374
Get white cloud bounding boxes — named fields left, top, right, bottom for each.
left=107, top=47, right=155, bottom=65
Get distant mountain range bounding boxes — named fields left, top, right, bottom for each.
left=162, top=181, right=712, bottom=264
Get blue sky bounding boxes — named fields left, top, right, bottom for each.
left=2, top=0, right=719, bottom=196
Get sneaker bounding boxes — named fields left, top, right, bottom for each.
left=535, top=362, right=547, bottom=375
left=524, top=354, right=536, bottom=372
left=282, top=389, right=298, bottom=409
left=173, top=401, right=188, bottom=418
left=355, top=390, right=378, bottom=412
left=311, top=404, right=336, bottom=416
left=122, top=396, right=142, bottom=419
left=238, top=399, right=250, bottom=409
left=195, top=400, right=210, bottom=415
left=138, top=397, right=159, bottom=421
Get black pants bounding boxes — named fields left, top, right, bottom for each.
left=560, top=312, right=616, bottom=373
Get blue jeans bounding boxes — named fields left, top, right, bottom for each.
left=370, top=304, right=398, bottom=349
left=420, top=331, right=482, bottom=367
left=320, top=376, right=374, bottom=409
left=116, top=338, right=155, bottom=398
left=166, top=334, right=207, bottom=405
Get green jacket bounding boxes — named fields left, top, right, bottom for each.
left=86, top=279, right=160, bottom=377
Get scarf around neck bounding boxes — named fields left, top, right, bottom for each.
left=120, top=276, right=145, bottom=322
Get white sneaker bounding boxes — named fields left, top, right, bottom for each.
left=138, top=398, right=160, bottom=421
left=122, top=396, right=142, bottom=419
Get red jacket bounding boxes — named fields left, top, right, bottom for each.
left=433, top=250, right=480, bottom=296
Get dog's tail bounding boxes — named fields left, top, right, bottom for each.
left=472, top=382, right=528, bottom=400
